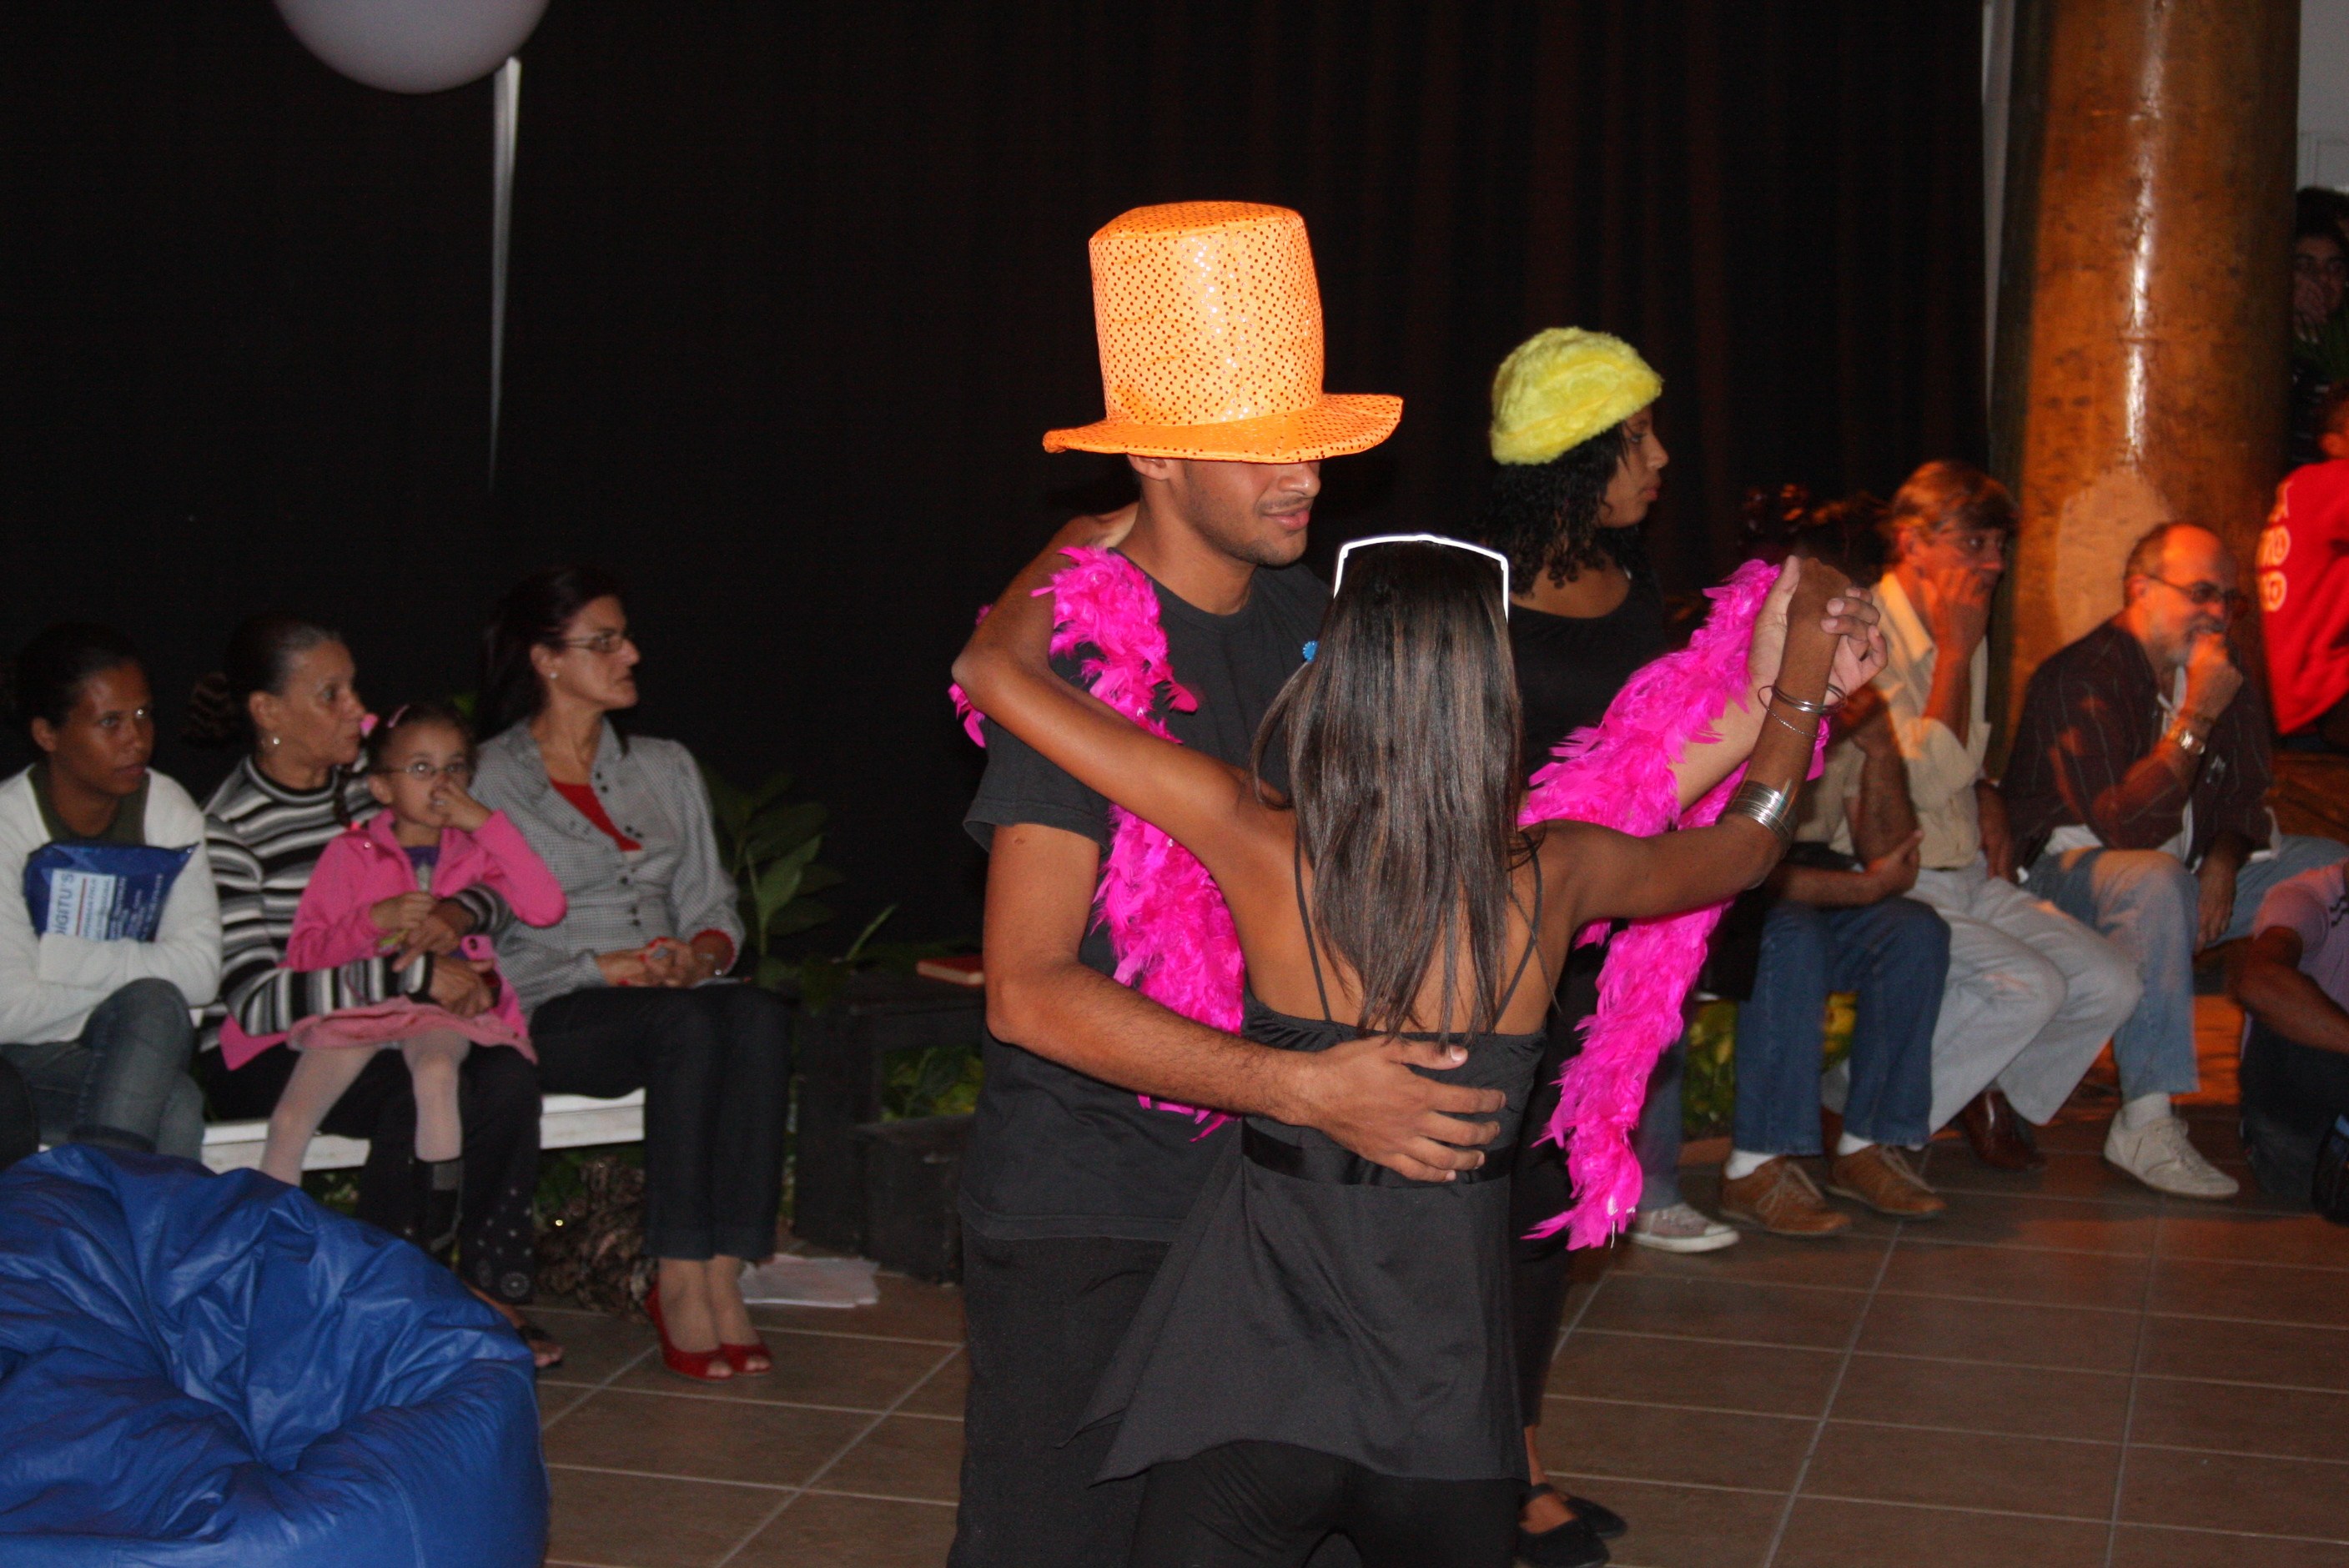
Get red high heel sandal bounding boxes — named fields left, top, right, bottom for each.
left=719, top=1336, right=772, bottom=1377
left=645, top=1284, right=732, bottom=1383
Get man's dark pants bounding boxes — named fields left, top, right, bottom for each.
left=950, top=1230, right=1168, bottom=1568
left=2241, top=1018, right=2349, bottom=1206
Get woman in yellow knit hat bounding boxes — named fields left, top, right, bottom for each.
left=1466, top=326, right=1724, bottom=1568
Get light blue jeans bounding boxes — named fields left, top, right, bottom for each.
left=2025, top=834, right=2349, bottom=1100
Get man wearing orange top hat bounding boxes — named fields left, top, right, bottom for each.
left=952, top=203, right=1507, bottom=1567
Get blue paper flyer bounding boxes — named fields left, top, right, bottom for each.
left=22, top=843, right=195, bottom=944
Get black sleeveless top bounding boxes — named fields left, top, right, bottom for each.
left=1083, top=856, right=1550, bottom=1482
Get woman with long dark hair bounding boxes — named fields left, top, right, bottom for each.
left=0, top=625, right=215, bottom=1161
left=470, top=567, right=792, bottom=1383
left=192, top=614, right=560, bottom=1367
left=953, top=525, right=1877, bottom=1567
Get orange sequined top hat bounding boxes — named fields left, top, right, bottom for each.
left=1044, top=202, right=1402, bottom=464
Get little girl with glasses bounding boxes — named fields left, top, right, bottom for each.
left=258, top=702, right=566, bottom=1257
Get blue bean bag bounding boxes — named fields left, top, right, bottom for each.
left=0, top=1148, right=546, bottom=1566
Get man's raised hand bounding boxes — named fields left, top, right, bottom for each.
left=1284, top=1033, right=1507, bottom=1184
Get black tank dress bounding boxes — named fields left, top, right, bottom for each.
left=1084, top=861, right=1549, bottom=1485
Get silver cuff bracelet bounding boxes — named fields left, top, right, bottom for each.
left=1724, top=779, right=1798, bottom=842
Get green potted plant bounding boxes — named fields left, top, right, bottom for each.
left=702, top=766, right=983, bottom=1269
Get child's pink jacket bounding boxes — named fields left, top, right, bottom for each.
left=218, top=809, right=565, bottom=1068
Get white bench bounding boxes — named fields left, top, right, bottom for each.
left=197, top=1090, right=646, bottom=1174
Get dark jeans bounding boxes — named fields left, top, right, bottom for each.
left=952, top=1230, right=1168, bottom=1568
left=530, top=983, right=792, bottom=1261
left=2240, top=1018, right=2349, bottom=1207
left=0, top=1058, right=36, bottom=1171
left=1131, top=1440, right=1520, bottom=1568
left=1733, top=897, right=1946, bottom=1154
left=3, top=977, right=203, bottom=1158
left=199, top=1039, right=544, bottom=1303
left=1510, top=947, right=1686, bottom=1426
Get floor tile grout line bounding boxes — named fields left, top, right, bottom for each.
left=546, top=1382, right=961, bottom=1419
left=2101, top=1208, right=2167, bottom=1568
left=1757, top=1491, right=2349, bottom=1546
left=1755, top=1209, right=1899, bottom=1568
left=537, top=1339, right=657, bottom=1436
left=1545, top=1393, right=2125, bottom=1446
left=1565, top=1326, right=2349, bottom=1390
left=798, top=1485, right=959, bottom=1508
left=1611, top=1267, right=2349, bottom=1326
left=1542, top=1468, right=2349, bottom=1543
left=1567, top=1325, right=2133, bottom=1372
left=2126, top=1368, right=2349, bottom=1396
left=1547, top=1388, right=2349, bottom=1464
left=1899, top=1231, right=2349, bottom=1272
left=742, top=1326, right=967, bottom=1347
left=2125, top=1439, right=2349, bottom=1468
left=546, top=1461, right=797, bottom=1493
left=1542, top=1470, right=1788, bottom=1498
left=708, top=1340, right=964, bottom=1568
left=2112, top=1520, right=2349, bottom=1547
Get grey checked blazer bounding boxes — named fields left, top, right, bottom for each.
left=472, top=721, right=745, bottom=1014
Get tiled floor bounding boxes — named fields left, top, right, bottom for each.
left=538, top=999, right=2349, bottom=1567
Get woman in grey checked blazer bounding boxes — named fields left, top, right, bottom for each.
left=472, top=567, right=792, bottom=1384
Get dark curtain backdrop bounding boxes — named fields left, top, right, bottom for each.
left=1, top=2, right=1983, bottom=947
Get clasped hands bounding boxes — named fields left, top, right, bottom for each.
left=1746, top=556, right=1889, bottom=714
left=368, top=892, right=500, bottom=1018
left=597, top=937, right=723, bottom=989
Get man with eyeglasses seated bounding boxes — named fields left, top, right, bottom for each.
left=2006, top=522, right=2349, bottom=1197
left=1850, top=463, right=2140, bottom=1179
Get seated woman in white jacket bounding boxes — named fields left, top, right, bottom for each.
left=0, top=625, right=219, bottom=1159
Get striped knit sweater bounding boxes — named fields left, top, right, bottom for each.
left=199, top=757, right=510, bottom=1055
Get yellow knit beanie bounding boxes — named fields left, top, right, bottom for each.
left=1488, top=327, right=1662, bottom=466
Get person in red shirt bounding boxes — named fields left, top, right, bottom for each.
left=2260, top=384, right=2349, bottom=747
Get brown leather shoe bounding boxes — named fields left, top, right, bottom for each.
left=1958, top=1087, right=2047, bottom=1172
left=1719, top=1157, right=1852, bottom=1237
left=1826, top=1143, right=1948, bottom=1219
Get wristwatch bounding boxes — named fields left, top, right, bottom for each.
left=2166, top=721, right=2207, bottom=756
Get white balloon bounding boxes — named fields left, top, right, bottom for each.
left=275, top=0, right=550, bottom=95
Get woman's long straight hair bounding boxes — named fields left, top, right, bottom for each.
left=1255, top=541, right=1528, bottom=1038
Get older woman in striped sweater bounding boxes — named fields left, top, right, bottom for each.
left=190, top=613, right=560, bottom=1367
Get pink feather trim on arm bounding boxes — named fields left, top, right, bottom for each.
left=952, top=548, right=1242, bottom=1132
left=1518, top=559, right=1826, bottom=1248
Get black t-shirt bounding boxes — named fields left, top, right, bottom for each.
left=1511, top=576, right=1672, bottom=776
left=961, top=556, right=1327, bottom=1242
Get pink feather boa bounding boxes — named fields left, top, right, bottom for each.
left=954, top=549, right=1815, bottom=1238
left=953, top=548, right=1240, bottom=1130
left=1518, top=558, right=1821, bottom=1247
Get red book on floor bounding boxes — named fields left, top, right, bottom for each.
left=916, top=953, right=984, bottom=988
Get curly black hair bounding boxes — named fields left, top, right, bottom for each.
left=1463, top=422, right=1642, bottom=588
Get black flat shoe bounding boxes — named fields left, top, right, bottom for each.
left=1528, top=1483, right=1627, bottom=1540
left=1515, top=1513, right=1607, bottom=1568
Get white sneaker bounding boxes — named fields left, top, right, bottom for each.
left=1628, top=1203, right=1741, bottom=1252
left=2104, top=1113, right=2240, bottom=1199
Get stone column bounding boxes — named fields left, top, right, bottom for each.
left=1997, top=0, right=2297, bottom=720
